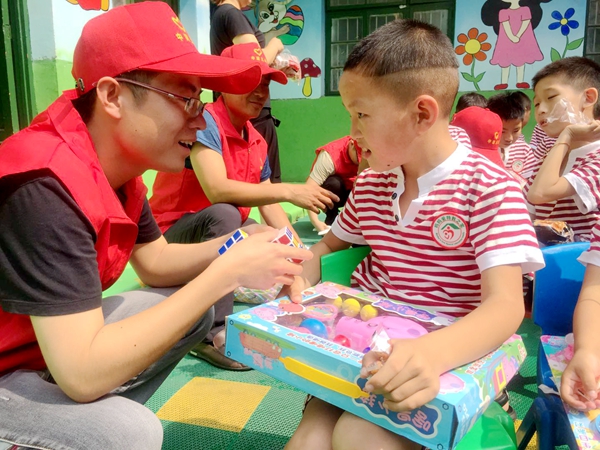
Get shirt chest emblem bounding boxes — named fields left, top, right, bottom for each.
left=431, top=213, right=469, bottom=249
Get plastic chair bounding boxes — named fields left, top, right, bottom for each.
left=320, top=247, right=517, bottom=450
left=516, top=242, right=589, bottom=450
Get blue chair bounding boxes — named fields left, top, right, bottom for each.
left=516, top=242, right=589, bottom=450
left=321, top=247, right=517, bottom=450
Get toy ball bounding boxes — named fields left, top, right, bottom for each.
left=341, top=298, right=361, bottom=317
left=332, top=296, right=343, bottom=309
left=360, top=304, right=379, bottom=321
left=594, top=415, right=600, bottom=434
left=333, top=335, right=351, bottom=348
left=300, top=318, right=328, bottom=338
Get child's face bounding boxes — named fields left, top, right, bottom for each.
left=533, top=75, right=587, bottom=138
left=339, top=71, right=412, bottom=172
left=500, top=118, right=523, bottom=148
left=223, top=76, right=270, bottom=121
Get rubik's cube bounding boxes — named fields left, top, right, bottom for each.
left=271, top=227, right=304, bottom=264
left=217, top=229, right=249, bottom=256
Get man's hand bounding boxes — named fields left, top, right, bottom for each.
left=561, top=348, right=600, bottom=410
left=359, top=338, right=443, bottom=412
left=216, top=229, right=313, bottom=290
left=286, top=183, right=339, bottom=213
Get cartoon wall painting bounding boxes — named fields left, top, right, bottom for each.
left=548, top=8, right=583, bottom=61
left=300, top=57, right=321, bottom=97
left=65, top=0, right=109, bottom=11
left=481, top=0, right=548, bottom=90
left=455, top=0, right=586, bottom=92
left=255, top=1, right=305, bottom=45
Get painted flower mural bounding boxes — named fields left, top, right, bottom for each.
left=548, top=8, right=583, bottom=61
left=455, top=28, right=491, bottom=91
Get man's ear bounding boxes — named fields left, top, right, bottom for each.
left=95, top=77, right=124, bottom=119
left=583, top=87, right=599, bottom=111
left=413, top=95, right=439, bottom=132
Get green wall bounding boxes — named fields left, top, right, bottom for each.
left=32, top=58, right=73, bottom=113
left=272, top=96, right=349, bottom=183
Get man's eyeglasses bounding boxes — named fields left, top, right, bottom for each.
left=114, top=78, right=205, bottom=118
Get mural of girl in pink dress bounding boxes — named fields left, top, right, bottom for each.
left=482, top=0, right=551, bottom=90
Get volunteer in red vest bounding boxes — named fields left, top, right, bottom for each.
left=149, top=42, right=337, bottom=371
left=306, top=136, right=368, bottom=233
left=0, top=4, right=311, bottom=449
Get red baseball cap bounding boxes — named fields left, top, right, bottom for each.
left=220, top=43, right=288, bottom=85
left=71, top=2, right=262, bottom=96
left=450, top=106, right=503, bottom=167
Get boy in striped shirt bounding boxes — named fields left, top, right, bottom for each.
left=561, top=221, right=600, bottom=411
left=526, top=57, right=600, bottom=240
left=285, top=19, right=543, bottom=450
left=487, top=92, right=533, bottom=187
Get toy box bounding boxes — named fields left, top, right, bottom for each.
left=225, top=282, right=527, bottom=449
left=219, top=227, right=304, bottom=304
left=541, top=335, right=600, bottom=449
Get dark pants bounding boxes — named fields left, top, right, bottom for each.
left=163, top=204, right=256, bottom=342
left=322, top=175, right=351, bottom=225
left=251, top=107, right=281, bottom=184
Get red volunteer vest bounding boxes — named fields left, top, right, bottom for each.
left=0, top=91, right=147, bottom=376
left=313, top=136, right=361, bottom=190
left=150, top=96, right=267, bottom=233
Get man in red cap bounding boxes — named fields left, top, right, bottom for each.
left=0, top=3, right=311, bottom=449
left=150, top=42, right=336, bottom=370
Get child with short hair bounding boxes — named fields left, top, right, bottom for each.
left=487, top=92, right=533, bottom=186
left=284, top=19, right=543, bottom=450
left=306, top=136, right=368, bottom=233
left=561, top=221, right=600, bottom=411
left=526, top=56, right=600, bottom=240
left=455, top=91, right=487, bottom=113
left=509, top=90, right=532, bottom=127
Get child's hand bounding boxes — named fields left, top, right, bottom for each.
left=563, top=120, right=600, bottom=143
left=278, top=275, right=312, bottom=303
left=360, top=338, right=442, bottom=412
left=561, top=348, right=600, bottom=410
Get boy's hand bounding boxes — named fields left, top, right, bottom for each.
left=360, top=338, right=443, bottom=412
left=278, top=275, right=312, bottom=303
left=563, top=120, right=600, bottom=143
left=561, top=348, right=600, bottom=410
left=217, top=229, right=313, bottom=290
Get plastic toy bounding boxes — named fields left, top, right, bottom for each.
left=304, top=304, right=338, bottom=324
left=360, top=304, right=378, bottom=321
left=300, top=318, right=328, bottom=338
left=594, top=415, right=600, bottom=435
left=341, top=298, right=361, bottom=317
left=333, top=335, right=351, bottom=347
left=336, top=315, right=428, bottom=352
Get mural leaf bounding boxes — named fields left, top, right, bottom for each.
left=461, top=72, right=475, bottom=82
left=474, top=72, right=486, bottom=83
left=566, top=38, right=584, bottom=51
left=550, top=48, right=561, bottom=62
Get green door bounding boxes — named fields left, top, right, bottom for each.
left=0, top=0, right=35, bottom=143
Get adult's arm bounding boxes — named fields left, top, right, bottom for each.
left=190, top=142, right=337, bottom=213
left=233, top=33, right=283, bottom=64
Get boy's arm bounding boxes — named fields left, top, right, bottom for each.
left=528, top=122, right=600, bottom=204
left=190, top=143, right=337, bottom=213
left=32, top=229, right=312, bottom=403
left=305, top=177, right=329, bottom=232
left=364, top=263, right=524, bottom=411
left=561, top=263, right=600, bottom=410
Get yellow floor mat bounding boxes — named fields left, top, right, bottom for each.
left=156, top=377, right=270, bottom=432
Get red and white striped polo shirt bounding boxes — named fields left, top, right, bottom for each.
left=524, top=141, right=600, bottom=238
left=331, top=145, right=544, bottom=317
left=502, top=135, right=532, bottom=187
left=449, top=125, right=472, bottom=150
left=579, top=222, right=600, bottom=266
left=528, top=124, right=557, bottom=169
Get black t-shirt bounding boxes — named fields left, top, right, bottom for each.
left=210, top=4, right=270, bottom=108
left=0, top=174, right=161, bottom=317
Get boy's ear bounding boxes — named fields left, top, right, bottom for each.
left=583, top=87, right=599, bottom=110
left=413, top=95, right=439, bottom=130
left=95, top=77, right=124, bottom=120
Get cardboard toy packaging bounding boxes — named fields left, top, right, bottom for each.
left=225, top=282, right=527, bottom=449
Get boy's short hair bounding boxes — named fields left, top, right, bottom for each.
left=487, top=92, right=525, bottom=122
left=509, top=90, right=531, bottom=112
left=344, top=19, right=459, bottom=118
left=456, top=92, right=487, bottom=113
left=532, top=56, right=600, bottom=118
